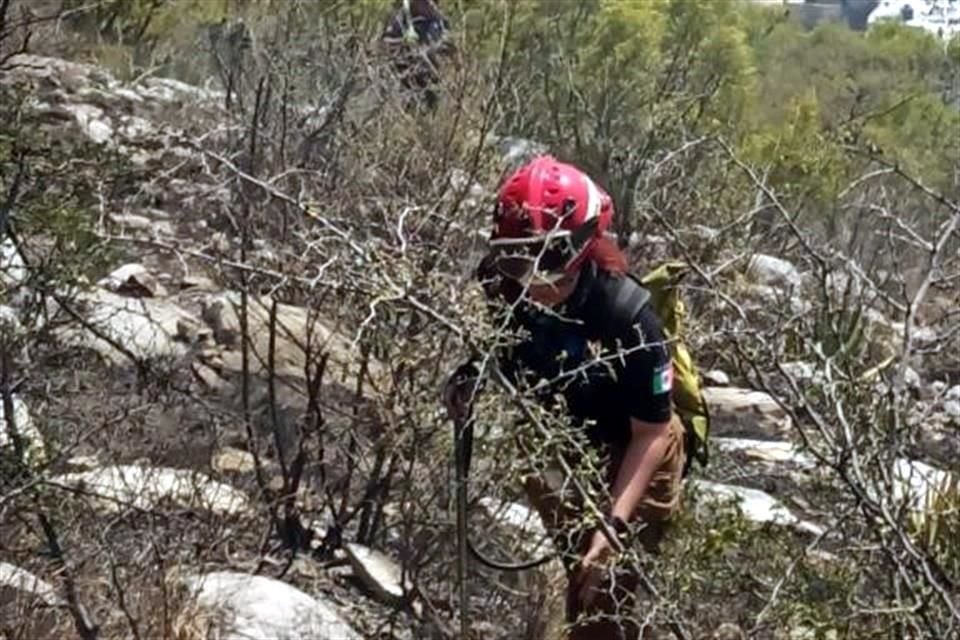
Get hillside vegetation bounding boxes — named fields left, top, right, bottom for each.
left=1, top=1, right=958, bottom=639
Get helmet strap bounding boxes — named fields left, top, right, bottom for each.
left=570, top=216, right=600, bottom=252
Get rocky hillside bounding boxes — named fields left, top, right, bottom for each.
left=1, top=33, right=958, bottom=640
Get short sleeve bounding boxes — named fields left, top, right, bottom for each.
left=614, top=305, right=673, bottom=424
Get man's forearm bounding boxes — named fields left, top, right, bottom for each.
left=609, top=420, right=670, bottom=522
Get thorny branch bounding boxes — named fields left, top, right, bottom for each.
left=718, top=140, right=960, bottom=630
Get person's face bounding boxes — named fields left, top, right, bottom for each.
left=525, top=271, right=579, bottom=307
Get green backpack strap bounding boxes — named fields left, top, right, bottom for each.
left=636, top=261, right=689, bottom=332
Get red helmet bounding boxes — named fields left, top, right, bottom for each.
left=489, top=155, right=613, bottom=283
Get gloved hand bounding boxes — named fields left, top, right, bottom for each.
left=574, top=516, right=628, bottom=608
left=442, top=361, right=480, bottom=422
left=574, top=528, right=614, bottom=608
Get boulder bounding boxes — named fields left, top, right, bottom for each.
left=179, top=274, right=219, bottom=292
left=109, top=212, right=176, bottom=237
left=689, top=225, right=721, bottom=242
left=746, top=254, right=802, bottom=290
left=191, top=360, right=231, bottom=393
left=0, top=394, right=46, bottom=469
left=477, top=496, right=555, bottom=557
left=344, top=543, right=409, bottom=605
left=64, top=454, right=100, bottom=471
left=0, top=305, right=22, bottom=334
left=136, top=76, right=223, bottom=105
left=175, top=571, right=360, bottom=640
left=60, top=102, right=113, bottom=144
left=779, top=361, right=817, bottom=383
left=702, top=386, right=793, bottom=439
left=97, top=263, right=168, bottom=298
left=0, top=563, right=63, bottom=607
left=54, top=288, right=208, bottom=366
left=788, top=627, right=839, bottom=640
left=0, top=562, right=65, bottom=638
left=712, top=437, right=815, bottom=470
left=49, top=464, right=251, bottom=517
left=200, top=292, right=386, bottom=391
left=691, top=480, right=824, bottom=536
left=943, top=400, right=960, bottom=421
left=741, top=284, right=780, bottom=304
left=902, top=365, right=921, bottom=390
left=211, top=447, right=256, bottom=474
left=478, top=497, right=547, bottom=538
left=891, top=458, right=956, bottom=520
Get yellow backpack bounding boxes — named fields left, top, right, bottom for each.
left=637, top=261, right=710, bottom=475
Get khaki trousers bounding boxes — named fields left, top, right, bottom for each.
left=521, top=415, right=687, bottom=640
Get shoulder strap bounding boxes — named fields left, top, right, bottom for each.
left=594, top=271, right=651, bottom=336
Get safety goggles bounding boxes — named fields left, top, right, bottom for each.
left=488, top=236, right=574, bottom=285
left=488, top=218, right=598, bottom=286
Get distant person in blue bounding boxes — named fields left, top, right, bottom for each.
left=380, top=0, right=454, bottom=110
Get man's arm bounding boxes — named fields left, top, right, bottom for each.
left=609, top=417, right=671, bottom=522
left=575, top=297, right=676, bottom=605
left=608, top=303, right=675, bottom=522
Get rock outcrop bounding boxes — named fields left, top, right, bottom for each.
left=0, top=562, right=65, bottom=639
left=702, top=386, right=793, bottom=439
left=3, top=54, right=222, bottom=161
left=50, top=464, right=252, bottom=516
left=174, top=571, right=361, bottom=640
left=53, top=288, right=209, bottom=366
left=0, top=394, right=46, bottom=469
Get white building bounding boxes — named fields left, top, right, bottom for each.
left=868, top=0, right=960, bottom=39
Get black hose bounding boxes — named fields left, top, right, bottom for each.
left=453, top=414, right=557, bottom=572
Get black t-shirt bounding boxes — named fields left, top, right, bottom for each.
left=481, top=260, right=674, bottom=448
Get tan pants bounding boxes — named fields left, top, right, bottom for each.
left=521, top=415, right=687, bottom=640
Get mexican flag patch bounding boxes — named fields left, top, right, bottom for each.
left=652, top=363, right=673, bottom=395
